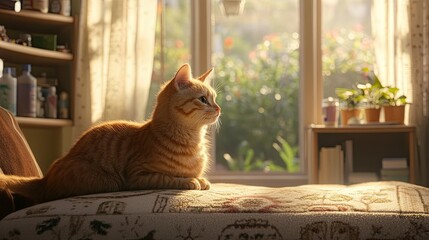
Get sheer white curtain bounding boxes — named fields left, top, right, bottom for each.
left=372, top=0, right=412, bottom=106
left=74, top=0, right=157, bottom=136
left=409, top=0, right=429, bottom=187
left=372, top=0, right=429, bottom=186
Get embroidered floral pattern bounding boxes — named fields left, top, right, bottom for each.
left=0, top=182, right=428, bottom=239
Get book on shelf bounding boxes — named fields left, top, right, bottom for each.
left=318, top=145, right=344, bottom=184
left=380, top=158, right=409, bottom=182
left=317, top=141, right=409, bottom=184
left=348, top=172, right=379, bottom=184
left=382, top=158, right=408, bottom=169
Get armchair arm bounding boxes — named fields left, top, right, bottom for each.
left=0, top=107, right=42, bottom=177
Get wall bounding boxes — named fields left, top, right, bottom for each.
left=21, top=127, right=73, bottom=173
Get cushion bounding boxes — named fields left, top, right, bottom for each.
left=0, top=181, right=428, bottom=239
left=0, top=107, right=42, bottom=177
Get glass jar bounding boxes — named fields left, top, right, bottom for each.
left=322, top=97, right=339, bottom=126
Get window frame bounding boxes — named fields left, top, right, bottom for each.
left=190, top=0, right=322, bottom=186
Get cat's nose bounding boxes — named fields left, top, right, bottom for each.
left=215, top=106, right=221, bottom=113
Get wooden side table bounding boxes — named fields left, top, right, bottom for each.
left=307, top=124, right=416, bottom=184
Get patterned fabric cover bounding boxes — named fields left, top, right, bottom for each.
left=0, top=181, right=428, bottom=239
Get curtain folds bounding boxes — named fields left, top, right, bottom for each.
left=372, top=0, right=429, bottom=186
left=74, top=0, right=157, bottom=137
left=409, top=0, right=429, bottom=187
left=371, top=0, right=412, bottom=106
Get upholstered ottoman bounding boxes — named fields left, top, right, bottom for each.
left=1, top=181, right=428, bottom=239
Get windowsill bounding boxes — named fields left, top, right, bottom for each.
left=208, top=173, right=308, bottom=187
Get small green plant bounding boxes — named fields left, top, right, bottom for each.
left=357, top=74, right=384, bottom=108
left=360, top=72, right=408, bottom=106
left=223, top=138, right=299, bottom=173
left=335, top=87, right=363, bottom=109
left=270, top=136, right=299, bottom=172
left=223, top=141, right=266, bottom=172
left=380, top=86, right=408, bottom=106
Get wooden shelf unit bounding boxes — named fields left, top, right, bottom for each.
left=307, top=124, right=416, bottom=184
left=0, top=8, right=77, bottom=127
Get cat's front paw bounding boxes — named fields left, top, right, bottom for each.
left=197, top=177, right=211, bottom=190
left=180, top=178, right=203, bottom=190
left=180, top=178, right=210, bottom=190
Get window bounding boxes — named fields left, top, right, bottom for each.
left=322, top=0, right=375, bottom=99
left=148, top=0, right=192, bottom=116
left=212, top=1, right=301, bottom=175
left=151, top=1, right=379, bottom=185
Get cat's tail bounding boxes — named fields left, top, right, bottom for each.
left=0, top=174, right=45, bottom=203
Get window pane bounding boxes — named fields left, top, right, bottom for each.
left=322, top=0, right=375, bottom=99
left=212, top=0, right=300, bottom=173
left=147, top=0, right=191, bottom=117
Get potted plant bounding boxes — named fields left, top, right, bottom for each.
left=358, top=74, right=384, bottom=123
left=335, top=87, right=363, bottom=125
left=380, top=86, right=408, bottom=124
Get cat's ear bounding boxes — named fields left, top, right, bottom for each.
left=173, top=64, right=193, bottom=90
left=197, top=68, right=214, bottom=83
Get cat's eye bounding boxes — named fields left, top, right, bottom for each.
left=198, top=96, right=209, bottom=105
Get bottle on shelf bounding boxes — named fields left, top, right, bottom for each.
left=50, top=0, right=61, bottom=14
left=32, top=0, right=49, bottom=13
left=17, top=64, right=37, bottom=118
left=58, top=91, right=69, bottom=119
left=46, top=86, right=57, bottom=118
left=60, top=0, right=71, bottom=16
left=36, top=86, right=45, bottom=117
left=0, top=67, right=17, bottom=115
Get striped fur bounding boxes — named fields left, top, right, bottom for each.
left=0, top=64, right=220, bottom=203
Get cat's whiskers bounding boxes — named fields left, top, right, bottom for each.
left=215, top=118, right=222, bottom=132
left=213, top=79, right=225, bottom=94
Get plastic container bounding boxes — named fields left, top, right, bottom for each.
left=0, top=67, right=17, bottom=115
left=36, top=86, right=45, bottom=117
left=17, top=64, right=37, bottom=117
left=60, top=0, right=71, bottom=16
left=50, top=0, right=61, bottom=13
left=46, top=86, right=57, bottom=118
left=32, top=0, right=49, bottom=13
left=58, top=91, right=69, bottom=119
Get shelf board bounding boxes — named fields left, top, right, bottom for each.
left=309, top=124, right=415, bottom=134
left=0, top=9, right=74, bottom=28
left=16, top=117, right=73, bottom=128
left=0, top=41, right=73, bottom=65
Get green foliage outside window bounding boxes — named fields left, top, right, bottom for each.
left=213, top=33, right=300, bottom=173
left=213, top=28, right=374, bottom=173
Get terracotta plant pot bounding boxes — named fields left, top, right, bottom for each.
left=364, top=108, right=381, bottom=123
left=340, top=109, right=360, bottom=125
left=383, top=105, right=405, bottom=124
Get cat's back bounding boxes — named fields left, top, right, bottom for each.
left=70, top=120, right=150, bottom=154
left=83, top=120, right=145, bottom=137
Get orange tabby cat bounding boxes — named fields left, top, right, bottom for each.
left=0, top=64, right=220, bottom=203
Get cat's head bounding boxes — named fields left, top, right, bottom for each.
left=153, top=64, right=221, bottom=128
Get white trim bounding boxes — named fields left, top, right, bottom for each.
left=191, top=0, right=212, bottom=75
left=300, top=0, right=322, bottom=177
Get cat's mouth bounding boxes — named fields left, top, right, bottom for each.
left=205, top=113, right=221, bottom=124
